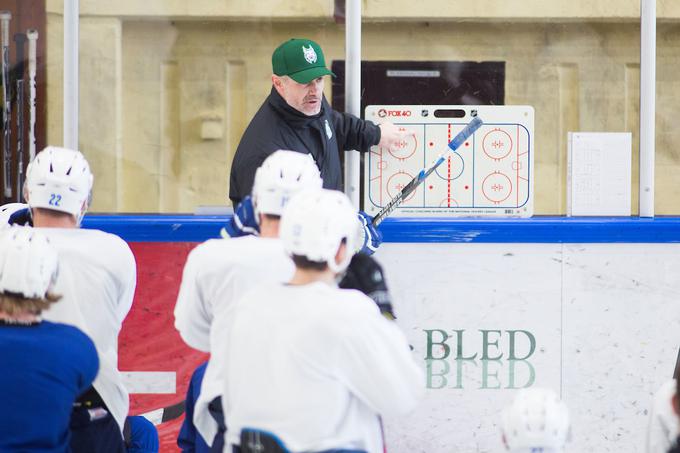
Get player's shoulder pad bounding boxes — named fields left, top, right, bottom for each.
left=311, top=290, right=382, bottom=341
left=0, top=203, right=30, bottom=225
left=79, top=228, right=136, bottom=266
left=190, top=236, right=256, bottom=263
left=334, top=287, right=381, bottom=317
left=95, top=229, right=134, bottom=252
left=43, top=320, right=97, bottom=347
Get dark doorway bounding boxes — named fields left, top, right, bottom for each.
left=331, top=60, right=505, bottom=116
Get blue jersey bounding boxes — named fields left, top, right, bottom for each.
left=0, top=320, right=99, bottom=452
left=126, top=416, right=159, bottom=453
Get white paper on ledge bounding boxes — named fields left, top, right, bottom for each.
left=567, top=132, right=632, bottom=216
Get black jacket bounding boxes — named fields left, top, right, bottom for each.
left=670, top=438, right=680, bottom=453
left=229, top=87, right=381, bottom=205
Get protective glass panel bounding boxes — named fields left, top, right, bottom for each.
left=48, top=1, right=339, bottom=212
left=4, top=1, right=677, bottom=216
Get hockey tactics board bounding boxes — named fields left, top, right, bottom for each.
left=363, top=105, right=534, bottom=218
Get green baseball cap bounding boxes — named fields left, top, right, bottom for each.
left=272, top=38, right=335, bottom=84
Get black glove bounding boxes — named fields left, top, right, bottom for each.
left=0, top=203, right=32, bottom=226
left=8, top=207, right=32, bottom=226
left=339, top=253, right=395, bottom=320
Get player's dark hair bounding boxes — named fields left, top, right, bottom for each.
left=263, top=214, right=280, bottom=221
left=291, top=255, right=328, bottom=271
left=291, top=238, right=347, bottom=271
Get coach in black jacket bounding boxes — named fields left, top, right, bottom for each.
left=229, top=38, right=407, bottom=205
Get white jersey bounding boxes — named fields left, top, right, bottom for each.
left=173, top=235, right=294, bottom=443
left=646, top=379, right=679, bottom=453
left=39, top=228, right=136, bottom=432
left=222, top=281, right=424, bottom=453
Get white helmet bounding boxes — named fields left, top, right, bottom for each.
left=279, top=189, right=359, bottom=274
left=0, top=226, right=58, bottom=299
left=0, top=203, right=28, bottom=226
left=252, top=150, right=322, bottom=220
left=502, top=388, right=570, bottom=453
left=24, top=146, right=93, bottom=225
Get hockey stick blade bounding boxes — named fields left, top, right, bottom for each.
left=371, top=116, right=483, bottom=227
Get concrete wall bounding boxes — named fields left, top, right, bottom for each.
left=43, top=2, right=680, bottom=213
left=47, top=0, right=680, bottom=20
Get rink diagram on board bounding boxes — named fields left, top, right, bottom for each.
left=364, top=105, right=534, bottom=218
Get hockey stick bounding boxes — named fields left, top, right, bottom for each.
left=1, top=11, right=11, bottom=199
left=137, top=400, right=186, bottom=425
left=14, top=33, right=26, bottom=202
left=371, top=116, right=484, bottom=227
left=26, top=29, right=37, bottom=162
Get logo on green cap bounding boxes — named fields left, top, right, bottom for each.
left=272, top=38, right=335, bottom=84
left=302, top=45, right=317, bottom=64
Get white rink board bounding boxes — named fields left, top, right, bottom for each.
left=375, top=243, right=680, bottom=453
left=364, top=105, right=534, bottom=218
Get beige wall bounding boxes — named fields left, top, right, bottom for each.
left=45, top=4, right=680, bottom=214
left=47, top=0, right=680, bottom=20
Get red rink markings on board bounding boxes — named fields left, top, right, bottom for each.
left=364, top=106, right=533, bottom=215
left=447, top=124, right=451, bottom=207
left=120, top=242, right=209, bottom=452
left=122, top=371, right=176, bottom=394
